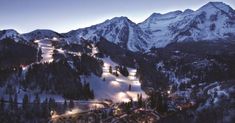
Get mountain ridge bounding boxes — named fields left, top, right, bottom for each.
left=1, top=2, right=234, bottom=51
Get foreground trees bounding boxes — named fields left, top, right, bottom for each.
left=0, top=94, right=54, bottom=123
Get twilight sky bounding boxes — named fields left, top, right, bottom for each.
left=0, top=0, right=235, bottom=33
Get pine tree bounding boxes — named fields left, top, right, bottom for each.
left=137, top=93, right=143, bottom=108
left=0, top=97, right=5, bottom=113
left=69, top=99, right=74, bottom=110
left=33, top=94, right=41, bottom=116
left=120, top=66, right=129, bottom=77
left=13, top=94, right=18, bottom=110
left=41, top=98, right=49, bottom=118
left=90, top=90, right=95, bottom=99
left=115, top=66, right=119, bottom=75
left=63, top=100, right=67, bottom=111
left=128, top=84, right=132, bottom=91
left=9, top=95, right=14, bottom=110
left=22, top=94, right=29, bottom=110
left=109, top=66, right=112, bottom=74
left=149, top=92, right=157, bottom=109
left=48, top=98, right=56, bottom=111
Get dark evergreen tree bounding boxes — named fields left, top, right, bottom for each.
left=48, top=98, right=56, bottom=111
left=137, top=93, right=143, bottom=108
left=33, top=94, right=41, bottom=116
left=0, top=97, right=5, bottom=113
left=109, top=66, right=112, bottom=73
left=22, top=94, right=29, bottom=110
left=120, top=66, right=129, bottom=77
left=41, top=98, right=49, bottom=118
left=149, top=92, right=157, bottom=109
left=13, top=94, right=18, bottom=110
left=128, top=84, right=132, bottom=91
left=8, top=95, right=14, bottom=110
left=69, top=99, right=74, bottom=110
left=90, top=90, right=95, bottom=99
left=63, top=100, right=67, bottom=111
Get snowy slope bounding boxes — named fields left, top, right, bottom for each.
left=64, top=17, right=151, bottom=52
left=81, top=46, right=147, bottom=102
left=81, top=57, right=147, bottom=103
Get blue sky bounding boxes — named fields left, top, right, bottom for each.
left=0, top=0, right=234, bottom=33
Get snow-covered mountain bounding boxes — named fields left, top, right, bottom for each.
left=1, top=2, right=234, bottom=52
left=22, top=29, right=63, bottom=41
left=64, top=2, right=235, bottom=51
left=64, top=17, right=151, bottom=51
left=139, top=2, right=235, bottom=48
left=0, top=29, right=23, bottom=42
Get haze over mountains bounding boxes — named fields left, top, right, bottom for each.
left=1, top=2, right=235, bottom=52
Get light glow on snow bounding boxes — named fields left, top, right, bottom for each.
left=52, top=37, right=58, bottom=41
left=89, top=103, right=104, bottom=109
left=110, top=81, right=120, bottom=87
left=65, top=108, right=80, bottom=115
left=115, top=78, right=125, bottom=82
left=128, top=76, right=136, bottom=80
left=34, top=40, right=40, bottom=43
left=56, top=48, right=64, bottom=53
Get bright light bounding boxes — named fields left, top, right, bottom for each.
left=102, top=72, right=110, bottom=76
left=41, top=47, right=54, bottom=50
left=129, top=69, right=137, bottom=73
left=65, top=108, right=80, bottom=115
left=51, top=110, right=59, bottom=119
left=122, top=98, right=130, bottom=103
left=51, top=114, right=59, bottom=119
left=117, top=92, right=126, bottom=98
left=126, top=91, right=148, bottom=101
left=52, top=37, right=58, bottom=41
left=48, top=59, right=54, bottom=63
left=129, top=72, right=136, bottom=76
left=167, top=90, right=171, bottom=94
left=92, top=47, right=99, bottom=54
left=89, top=103, right=104, bottom=109
left=57, top=48, right=64, bottom=53
left=111, top=81, right=120, bottom=87
left=22, top=66, right=27, bottom=71
left=104, top=63, right=110, bottom=67
left=34, top=40, right=40, bottom=43
left=50, top=110, right=54, bottom=115
left=116, top=78, right=125, bottom=82
left=128, top=76, right=136, bottom=80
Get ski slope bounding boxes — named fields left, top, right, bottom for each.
left=81, top=45, right=147, bottom=102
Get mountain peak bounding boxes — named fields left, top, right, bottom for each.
left=0, top=29, right=18, bottom=34
left=149, top=10, right=183, bottom=18
left=183, top=9, right=194, bottom=14
left=199, top=2, right=233, bottom=13
left=106, top=16, right=132, bottom=24
left=0, top=29, right=22, bottom=41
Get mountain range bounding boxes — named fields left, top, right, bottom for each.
left=1, top=2, right=235, bottom=52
